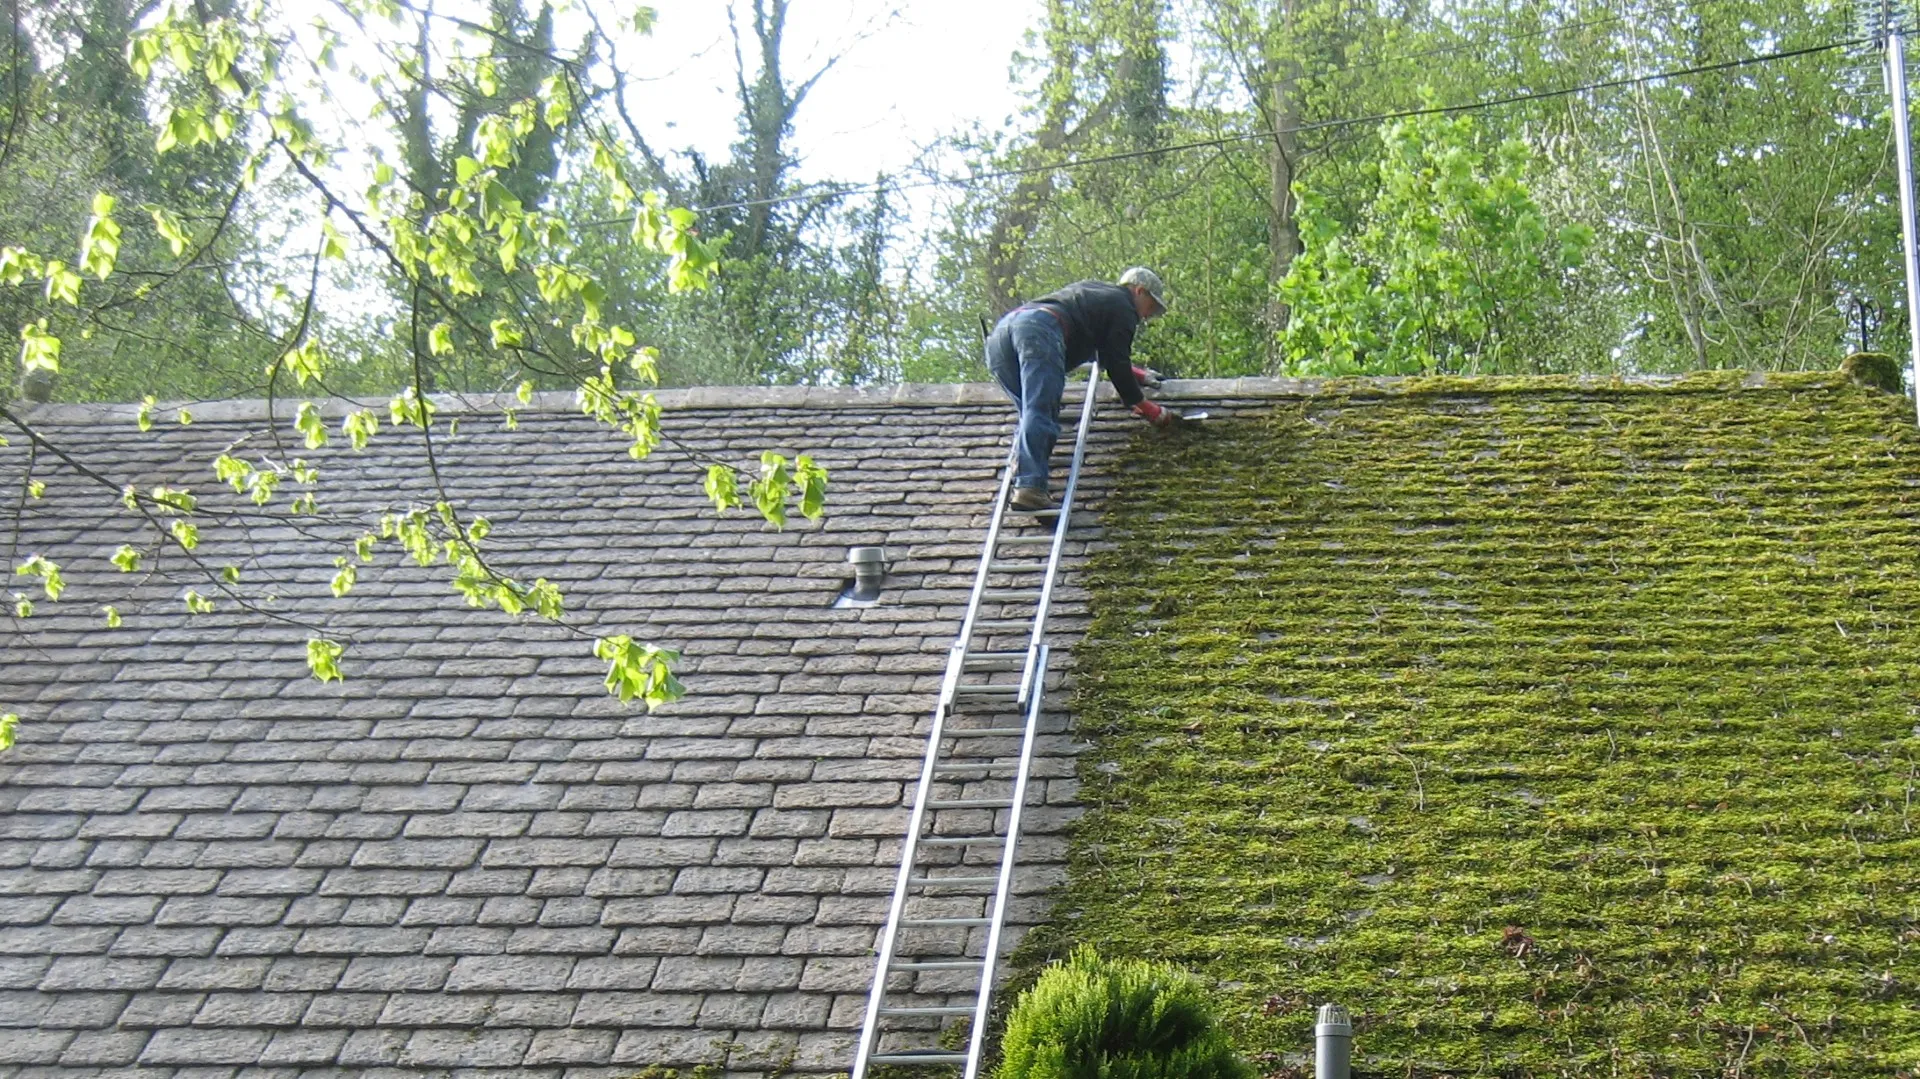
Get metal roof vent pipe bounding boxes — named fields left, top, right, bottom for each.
left=1315, top=1003, right=1352, bottom=1079
left=832, top=546, right=890, bottom=609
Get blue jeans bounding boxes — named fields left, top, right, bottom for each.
left=984, top=308, right=1067, bottom=491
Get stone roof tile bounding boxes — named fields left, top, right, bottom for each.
left=1, top=378, right=1301, bottom=1074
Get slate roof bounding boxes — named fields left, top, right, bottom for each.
left=0, top=378, right=1282, bottom=1078
left=1052, top=370, right=1920, bottom=1074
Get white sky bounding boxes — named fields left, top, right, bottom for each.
left=616, top=1, right=1044, bottom=186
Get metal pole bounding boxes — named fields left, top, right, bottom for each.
left=1885, top=29, right=1920, bottom=420
left=1315, top=1003, right=1352, bottom=1079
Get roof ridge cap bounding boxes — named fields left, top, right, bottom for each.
left=13, top=371, right=1841, bottom=425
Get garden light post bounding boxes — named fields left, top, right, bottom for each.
left=1867, top=0, right=1920, bottom=417
left=1315, top=1003, right=1351, bottom=1079
left=1888, top=27, right=1920, bottom=421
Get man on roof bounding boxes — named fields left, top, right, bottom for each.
left=985, top=266, right=1181, bottom=514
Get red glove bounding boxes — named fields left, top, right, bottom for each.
left=1132, top=399, right=1175, bottom=428
left=1131, top=365, right=1163, bottom=388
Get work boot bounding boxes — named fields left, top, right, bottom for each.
left=1008, top=487, right=1057, bottom=513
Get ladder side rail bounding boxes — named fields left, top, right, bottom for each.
left=1019, top=382, right=1100, bottom=705
left=853, top=439, right=1019, bottom=1079
left=955, top=441, right=1022, bottom=651
left=963, top=644, right=1053, bottom=1079
left=852, top=684, right=963, bottom=1079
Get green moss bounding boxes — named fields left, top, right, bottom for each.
left=1843, top=353, right=1903, bottom=395
left=1043, top=376, right=1920, bottom=1077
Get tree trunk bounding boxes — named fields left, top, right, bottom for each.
left=1266, top=76, right=1301, bottom=336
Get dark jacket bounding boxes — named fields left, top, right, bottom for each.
left=1028, top=281, right=1146, bottom=406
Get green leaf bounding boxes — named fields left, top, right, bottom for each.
left=704, top=464, right=741, bottom=512
left=177, top=409, right=193, bottom=425
left=42, top=261, right=80, bottom=305
left=183, top=589, right=214, bottom=614
left=15, top=555, right=65, bottom=601
left=19, top=320, right=61, bottom=374
left=81, top=194, right=122, bottom=280
left=526, top=578, right=563, bottom=620
left=148, top=205, right=192, bottom=256
left=282, top=340, right=325, bottom=386
left=0, top=245, right=40, bottom=285
left=516, top=380, right=534, bottom=404
left=749, top=452, right=791, bottom=529
left=354, top=534, right=375, bottom=562
left=102, top=605, right=121, bottom=628
left=795, top=455, right=828, bottom=521
left=111, top=545, right=141, bottom=573
left=307, top=638, right=345, bottom=682
left=170, top=520, right=199, bottom=550
left=137, top=396, right=156, bottom=432
left=149, top=485, right=196, bottom=513
left=295, top=401, right=327, bottom=449
left=489, top=318, right=523, bottom=349
left=214, top=453, right=254, bottom=493
left=13, top=593, right=32, bottom=618
left=320, top=219, right=348, bottom=261
left=220, top=566, right=240, bottom=584
left=466, top=517, right=492, bottom=542
left=428, top=322, right=454, bottom=356
left=593, top=634, right=683, bottom=708
left=330, top=561, right=356, bottom=597
left=0, top=713, right=15, bottom=752
left=26, top=479, right=44, bottom=499
left=389, top=387, right=436, bottom=429
left=342, top=409, right=379, bottom=450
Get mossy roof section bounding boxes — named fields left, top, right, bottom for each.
left=1047, top=370, right=1920, bottom=1077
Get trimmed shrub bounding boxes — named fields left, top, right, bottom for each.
left=997, top=947, right=1252, bottom=1079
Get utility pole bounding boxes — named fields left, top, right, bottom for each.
left=1866, top=0, right=1920, bottom=420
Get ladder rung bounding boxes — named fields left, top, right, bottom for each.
left=932, top=764, right=996, bottom=777
left=962, top=652, right=1025, bottom=671
left=944, top=727, right=1025, bottom=738
left=889, top=959, right=983, bottom=971
left=880, top=1006, right=977, bottom=1016
left=909, top=875, right=1000, bottom=887
left=996, top=535, right=1056, bottom=548
left=983, top=590, right=1042, bottom=602
left=988, top=561, right=1047, bottom=573
left=926, top=799, right=1014, bottom=810
left=969, top=620, right=1032, bottom=633
left=918, top=836, right=1004, bottom=846
left=953, top=684, right=1019, bottom=698
left=870, top=1053, right=970, bottom=1065
left=901, top=917, right=991, bottom=927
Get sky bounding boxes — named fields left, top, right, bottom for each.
left=615, top=1, right=1045, bottom=187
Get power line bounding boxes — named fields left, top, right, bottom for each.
left=1245, top=0, right=1748, bottom=93
left=606, top=36, right=1857, bottom=224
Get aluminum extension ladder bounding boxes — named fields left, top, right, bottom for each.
left=850, top=379, right=1102, bottom=1079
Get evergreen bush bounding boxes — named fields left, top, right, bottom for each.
left=996, top=947, right=1252, bottom=1079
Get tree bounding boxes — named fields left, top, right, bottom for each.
left=1277, top=104, right=1592, bottom=374
left=1, top=0, right=830, bottom=748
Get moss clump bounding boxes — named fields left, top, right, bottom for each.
left=1843, top=353, right=1903, bottom=395
left=998, top=947, right=1252, bottom=1079
left=1053, top=377, right=1920, bottom=1077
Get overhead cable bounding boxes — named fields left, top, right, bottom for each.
left=590, top=36, right=1858, bottom=225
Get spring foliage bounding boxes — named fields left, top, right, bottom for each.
left=1279, top=105, right=1592, bottom=375
left=997, top=947, right=1251, bottom=1079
